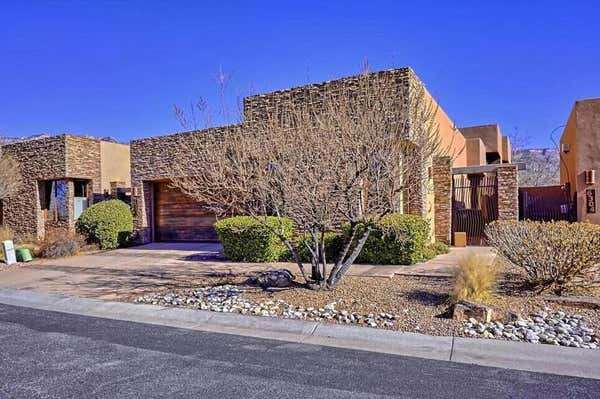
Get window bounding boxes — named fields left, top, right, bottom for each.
left=74, top=180, right=87, bottom=197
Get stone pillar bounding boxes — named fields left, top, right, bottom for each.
left=131, top=181, right=153, bottom=244
left=406, top=153, right=428, bottom=218
left=66, top=180, right=76, bottom=231
left=432, top=156, right=452, bottom=244
left=497, top=164, right=519, bottom=221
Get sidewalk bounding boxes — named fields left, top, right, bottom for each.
left=0, top=243, right=485, bottom=300
left=0, top=287, right=597, bottom=380
left=395, top=246, right=496, bottom=277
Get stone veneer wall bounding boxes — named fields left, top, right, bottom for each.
left=432, top=156, right=453, bottom=244
left=1, top=136, right=67, bottom=240
left=65, top=135, right=101, bottom=194
left=244, top=67, right=429, bottom=219
left=244, top=68, right=412, bottom=123
left=497, top=164, right=519, bottom=221
left=130, top=126, right=240, bottom=243
left=0, top=135, right=104, bottom=239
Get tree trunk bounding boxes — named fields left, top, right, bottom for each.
left=326, top=226, right=372, bottom=288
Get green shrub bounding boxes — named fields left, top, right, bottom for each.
left=214, top=216, right=293, bottom=262
left=423, top=241, right=450, bottom=260
left=76, top=199, right=133, bottom=250
left=486, top=220, right=600, bottom=294
left=353, top=214, right=430, bottom=265
left=294, top=232, right=344, bottom=263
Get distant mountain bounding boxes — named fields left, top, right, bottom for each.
left=1, top=133, right=119, bottom=144
left=513, top=148, right=560, bottom=187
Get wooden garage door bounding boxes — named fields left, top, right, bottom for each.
left=154, top=182, right=218, bottom=242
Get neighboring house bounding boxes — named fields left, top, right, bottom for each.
left=560, top=98, right=600, bottom=223
left=459, top=124, right=512, bottom=165
left=0, top=134, right=131, bottom=240
left=131, top=67, right=517, bottom=244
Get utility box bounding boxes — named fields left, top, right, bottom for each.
left=1, top=240, right=17, bottom=265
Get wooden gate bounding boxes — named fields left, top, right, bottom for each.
left=452, top=174, right=498, bottom=245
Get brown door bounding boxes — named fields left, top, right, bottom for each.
left=153, top=182, right=218, bottom=242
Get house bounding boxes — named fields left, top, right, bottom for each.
left=0, top=134, right=131, bottom=240
left=559, top=98, right=600, bottom=223
left=131, top=68, right=518, bottom=245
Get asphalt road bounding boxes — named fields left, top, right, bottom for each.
left=0, top=304, right=598, bottom=398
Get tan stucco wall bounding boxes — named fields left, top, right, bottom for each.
left=421, top=88, right=466, bottom=168
left=560, top=106, right=578, bottom=193
left=465, top=138, right=486, bottom=166
left=100, top=141, right=131, bottom=193
left=419, top=85, right=465, bottom=239
left=460, top=124, right=503, bottom=162
left=502, top=136, right=512, bottom=163
left=560, top=99, right=600, bottom=224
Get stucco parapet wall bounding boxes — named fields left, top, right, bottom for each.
left=130, top=125, right=243, bottom=183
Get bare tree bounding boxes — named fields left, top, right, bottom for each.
left=171, top=72, right=443, bottom=290
left=0, top=139, right=23, bottom=202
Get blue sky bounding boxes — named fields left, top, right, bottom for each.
left=1, top=1, right=599, bottom=147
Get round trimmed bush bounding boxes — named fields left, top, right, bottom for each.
left=353, top=214, right=430, bottom=265
left=214, top=216, right=293, bottom=262
left=76, top=199, right=133, bottom=250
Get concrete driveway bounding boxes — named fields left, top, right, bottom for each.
left=0, top=242, right=422, bottom=300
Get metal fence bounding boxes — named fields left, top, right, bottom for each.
left=519, top=185, right=574, bottom=222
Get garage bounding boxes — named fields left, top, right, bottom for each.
left=153, top=182, right=218, bottom=242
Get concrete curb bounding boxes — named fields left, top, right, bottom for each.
left=0, top=288, right=598, bottom=380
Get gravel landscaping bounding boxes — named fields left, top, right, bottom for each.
left=133, top=273, right=600, bottom=348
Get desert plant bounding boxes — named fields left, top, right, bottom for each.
left=354, top=214, right=430, bottom=265
left=76, top=199, right=133, bottom=250
left=423, top=241, right=449, bottom=260
left=39, top=229, right=85, bottom=258
left=0, top=225, right=13, bottom=242
left=452, top=252, right=496, bottom=302
left=486, top=220, right=600, bottom=294
left=214, top=216, right=293, bottom=262
left=429, top=241, right=449, bottom=255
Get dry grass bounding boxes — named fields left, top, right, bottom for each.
left=38, top=228, right=86, bottom=258
left=452, top=253, right=496, bottom=303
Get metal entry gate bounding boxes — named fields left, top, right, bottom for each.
left=452, top=174, right=498, bottom=245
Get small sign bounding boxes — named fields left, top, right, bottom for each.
left=586, top=189, right=596, bottom=214
left=1, top=240, right=17, bottom=265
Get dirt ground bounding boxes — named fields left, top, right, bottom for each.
left=123, top=273, right=600, bottom=337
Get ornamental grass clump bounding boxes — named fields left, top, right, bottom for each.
left=452, top=252, right=496, bottom=302
left=485, top=221, right=600, bottom=295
